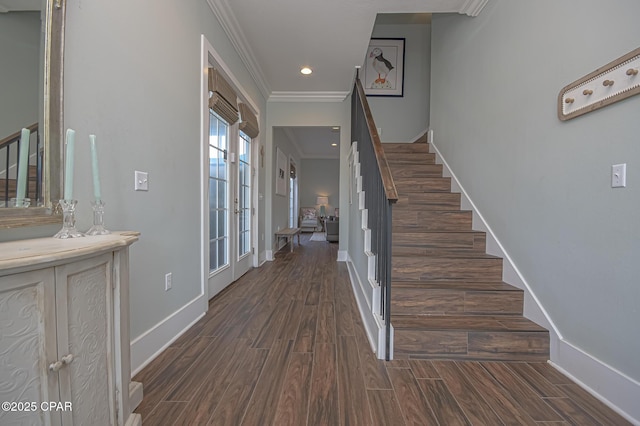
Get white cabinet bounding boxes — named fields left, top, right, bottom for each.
left=0, top=232, right=142, bottom=426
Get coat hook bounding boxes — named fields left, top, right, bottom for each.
left=627, top=68, right=639, bottom=76
left=583, top=89, right=593, bottom=96
left=603, top=79, right=615, bottom=87
left=565, top=98, right=575, bottom=104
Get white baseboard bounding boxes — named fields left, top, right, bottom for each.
left=337, top=250, right=347, bottom=262
left=265, top=250, right=274, bottom=261
left=130, top=294, right=207, bottom=375
left=551, top=338, right=640, bottom=424
left=129, top=381, right=143, bottom=410
left=346, top=256, right=379, bottom=354
left=430, top=134, right=639, bottom=425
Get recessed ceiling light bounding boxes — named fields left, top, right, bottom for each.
left=300, top=67, right=312, bottom=75
left=331, top=143, right=337, bottom=147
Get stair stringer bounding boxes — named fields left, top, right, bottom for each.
left=428, top=130, right=640, bottom=425
left=345, top=142, right=394, bottom=359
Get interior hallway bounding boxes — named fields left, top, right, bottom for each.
left=134, top=234, right=630, bottom=425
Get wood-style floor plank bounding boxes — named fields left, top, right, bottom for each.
left=556, top=384, right=631, bottom=426
left=272, top=352, right=313, bottom=426
left=308, top=342, right=339, bottom=425
left=337, top=335, right=372, bottom=426
left=481, top=361, right=564, bottom=422
left=417, top=379, right=471, bottom=426
left=241, top=339, right=294, bottom=426
left=368, top=389, right=406, bottom=426
left=173, top=338, right=252, bottom=426
left=433, top=360, right=504, bottom=425
left=133, top=234, right=628, bottom=426
left=293, top=304, right=318, bottom=353
left=455, top=361, right=538, bottom=425
left=143, top=401, right=187, bottom=425
left=207, top=348, right=269, bottom=426
left=387, top=367, right=439, bottom=425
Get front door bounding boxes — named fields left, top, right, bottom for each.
left=207, top=111, right=253, bottom=299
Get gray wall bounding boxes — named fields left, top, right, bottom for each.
left=299, top=159, right=340, bottom=216
left=0, top=12, right=40, bottom=141
left=367, top=22, right=430, bottom=142
left=431, top=0, right=640, bottom=382
left=271, top=127, right=301, bottom=246
left=62, top=0, right=266, bottom=339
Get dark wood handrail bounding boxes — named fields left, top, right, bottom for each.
left=0, top=123, right=39, bottom=148
left=354, top=79, right=398, bottom=204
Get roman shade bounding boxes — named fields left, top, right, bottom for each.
left=208, top=67, right=239, bottom=125
left=238, top=103, right=259, bottom=139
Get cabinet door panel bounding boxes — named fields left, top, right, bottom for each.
left=0, top=269, right=59, bottom=426
left=55, top=253, right=115, bottom=426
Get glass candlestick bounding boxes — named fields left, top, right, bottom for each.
left=86, top=199, right=110, bottom=236
left=10, top=198, right=31, bottom=208
left=53, top=199, right=84, bottom=239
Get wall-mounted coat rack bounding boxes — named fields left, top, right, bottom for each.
left=558, top=47, right=640, bottom=121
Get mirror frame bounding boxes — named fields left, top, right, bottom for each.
left=0, top=0, right=65, bottom=229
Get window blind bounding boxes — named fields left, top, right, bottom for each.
left=238, top=103, right=259, bottom=138
left=208, top=68, right=239, bottom=125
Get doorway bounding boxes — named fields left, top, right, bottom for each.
left=207, top=110, right=253, bottom=298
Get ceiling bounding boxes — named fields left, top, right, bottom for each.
left=208, top=0, right=487, bottom=159
left=208, top=0, right=487, bottom=100
left=276, top=126, right=341, bottom=160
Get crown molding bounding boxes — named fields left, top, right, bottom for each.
left=459, top=0, right=489, bottom=16
left=206, top=0, right=271, bottom=99
left=268, top=91, right=350, bottom=103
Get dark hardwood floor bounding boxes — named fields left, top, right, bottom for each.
left=134, top=234, right=630, bottom=425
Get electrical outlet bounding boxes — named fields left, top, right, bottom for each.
left=165, top=272, right=172, bottom=291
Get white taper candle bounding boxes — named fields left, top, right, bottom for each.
left=89, top=134, right=101, bottom=201
left=63, top=129, right=75, bottom=200
left=16, top=128, right=31, bottom=204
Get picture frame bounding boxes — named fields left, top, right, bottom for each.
left=275, top=147, right=287, bottom=196
left=363, top=38, right=405, bottom=97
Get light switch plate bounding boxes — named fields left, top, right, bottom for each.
left=611, top=164, right=626, bottom=188
left=135, top=171, right=149, bottom=191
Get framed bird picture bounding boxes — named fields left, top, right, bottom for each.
left=363, top=38, right=405, bottom=97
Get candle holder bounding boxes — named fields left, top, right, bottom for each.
left=53, top=199, right=84, bottom=239
left=10, top=198, right=31, bottom=208
left=85, top=199, right=110, bottom=236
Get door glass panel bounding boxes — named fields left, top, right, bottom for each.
left=209, top=111, right=229, bottom=273
left=238, top=131, right=251, bottom=258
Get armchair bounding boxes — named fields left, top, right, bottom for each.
left=325, top=218, right=339, bottom=242
left=299, top=207, right=319, bottom=232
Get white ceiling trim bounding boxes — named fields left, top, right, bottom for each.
left=269, top=91, right=350, bottom=103
left=206, top=0, right=271, bottom=99
left=459, top=0, right=489, bottom=17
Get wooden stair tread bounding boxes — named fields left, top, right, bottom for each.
left=392, top=280, right=521, bottom=291
left=392, top=315, right=546, bottom=332
left=382, top=143, right=431, bottom=153
left=393, top=251, right=502, bottom=259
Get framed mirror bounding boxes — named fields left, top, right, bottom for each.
left=0, top=0, right=64, bottom=228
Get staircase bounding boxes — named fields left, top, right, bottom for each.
left=0, top=165, right=39, bottom=207
left=383, top=142, right=549, bottom=361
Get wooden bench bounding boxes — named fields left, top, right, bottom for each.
left=275, top=227, right=301, bottom=253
